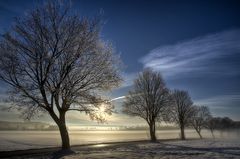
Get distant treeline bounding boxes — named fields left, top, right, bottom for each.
left=0, top=121, right=58, bottom=131
left=208, top=117, right=240, bottom=130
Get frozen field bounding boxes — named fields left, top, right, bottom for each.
left=62, top=139, right=240, bottom=159
left=0, top=129, right=239, bottom=151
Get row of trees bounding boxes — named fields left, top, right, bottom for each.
left=0, top=0, right=235, bottom=151
left=122, top=69, right=213, bottom=141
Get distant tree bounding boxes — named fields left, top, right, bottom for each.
left=169, top=90, right=194, bottom=140
left=221, top=117, right=234, bottom=129
left=191, top=106, right=211, bottom=139
left=206, top=117, right=218, bottom=138
left=122, top=69, right=171, bottom=142
left=0, top=1, right=121, bottom=150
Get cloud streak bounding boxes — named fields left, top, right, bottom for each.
left=194, top=94, right=240, bottom=120
left=195, top=94, right=240, bottom=109
left=120, top=72, right=138, bottom=88
left=140, top=29, right=240, bottom=78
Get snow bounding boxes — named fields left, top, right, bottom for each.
left=62, top=139, right=240, bottom=159
left=1, top=130, right=240, bottom=158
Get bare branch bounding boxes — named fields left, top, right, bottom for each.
left=122, top=69, right=171, bottom=141
left=0, top=0, right=122, bottom=150
left=167, top=90, right=194, bottom=140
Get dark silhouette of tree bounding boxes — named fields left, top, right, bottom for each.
left=169, top=90, right=194, bottom=140
left=206, top=116, right=240, bottom=138
left=0, top=1, right=121, bottom=150
left=206, top=117, right=218, bottom=138
left=221, top=117, right=234, bottom=129
left=191, top=105, right=211, bottom=139
left=122, top=69, right=171, bottom=142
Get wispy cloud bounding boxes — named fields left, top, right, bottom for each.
left=195, top=94, right=240, bottom=109
left=194, top=94, right=240, bottom=119
left=118, top=72, right=138, bottom=88
left=140, top=29, right=240, bottom=78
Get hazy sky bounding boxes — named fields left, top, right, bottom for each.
left=0, top=0, right=240, bottom=126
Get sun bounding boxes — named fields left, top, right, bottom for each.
left=99, top=104, right=106, bottom=113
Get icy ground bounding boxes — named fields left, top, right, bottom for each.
left=62, top=139, right=240, bottom=159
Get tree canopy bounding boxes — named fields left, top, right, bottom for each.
left=0, top=1, right=122, bottom=149
left=123, top=69, right=171, bottom=141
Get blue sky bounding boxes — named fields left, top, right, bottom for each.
left=0, top=0, right=240, bottom=125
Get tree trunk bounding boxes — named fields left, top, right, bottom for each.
left=211, top=130, right=215, bottom=139
left=180, top=124, right=185, bottom=140
left=197, top=130, right=202, bottom=139
left=149, top=122, right=157, bottom=142
left=57, top=111, right=70, bottom=150
left=49, top=110, right=70, bottom=150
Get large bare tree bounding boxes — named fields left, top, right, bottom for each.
left=0, top=1, right=121, bottom=150
left=191, top=105, right=211, bottom=139
left=169, top=90, right=194, bottom=140
left=122, top=69, right=171, bottom=142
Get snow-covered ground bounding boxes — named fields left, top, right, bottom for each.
left=1, top=130, right=240, bottom=158
left=1, top=129, right=239, bottom=151
left=62, top=139, right=240, bottom=159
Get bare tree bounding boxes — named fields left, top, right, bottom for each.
left=122, top=69, right=171, bottom=142
left=191, top=105, right=211, bottom=139
left=169, top=90, right=194, bottom=140
left=0, top=1, right=121, bottom=150
left=206, top=116, right=216, bottom=138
